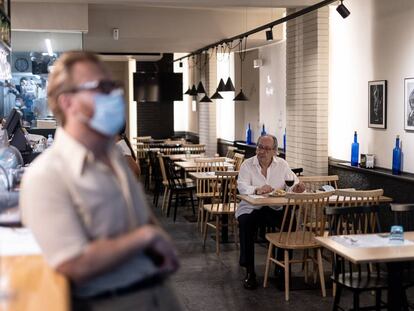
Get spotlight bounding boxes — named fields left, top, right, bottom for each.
left=266, top=29, right=273, bottom=41
left=179, top=61, right=183, bottom=68
left=336, top=0, right=350, bottom=19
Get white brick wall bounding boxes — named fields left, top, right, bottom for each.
left=198, top=53, right=217, bottom=156
left=286, top=8, right=329, bottom=175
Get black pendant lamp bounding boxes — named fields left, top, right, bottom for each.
left=189, top=85, right=198, bottom=96
left=200, top=94, right=212, bottom=102
left=184, top=86, right=192, bottom=95
left=224, top=77, right=235, bottom=92
left=234, top=90, right=248, bottom=101
left=217, top=78, right=226, bottom=92
left=196, top=81, right=206, bottom=94
left=211, top=89, right=223, bottom=100
left=234, top=38, right=249, bottom=101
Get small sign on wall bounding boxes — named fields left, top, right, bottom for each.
left=368, top=80, right=387, bottom=129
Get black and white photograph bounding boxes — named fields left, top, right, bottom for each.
left=405, top=77, right=414, bottom=131
left=368, top=80, right=387, bottom=128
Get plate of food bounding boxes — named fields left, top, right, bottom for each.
left=269, top=189, right=286, bottom=197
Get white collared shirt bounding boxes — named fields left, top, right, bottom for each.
left=236, top=155, right=298, bottom=218
left=20, top=128, right=156, bottom=297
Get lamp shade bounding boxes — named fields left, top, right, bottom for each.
left=217, top=79, right=226, bottom=92
left=233, top=89, right=249, bottom=101
left=184, top=86, right=192, bottom=95
left=211, top=89, right=223, bottom=100
left=196, top=81, right=206, bottom=94
left=200, top=94, right=212, bottom=102
left=189, top=85, right=198, bottom=96
left=224, top=77, right=235, bottom=92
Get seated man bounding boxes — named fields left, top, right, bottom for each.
left=237, top=134, right=305, bottom=290
left=20, top=51, right=182, bottom=310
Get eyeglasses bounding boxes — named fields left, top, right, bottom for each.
left=256, top=144, right=275, bottom=152
left=63, top=80, right=124, bottom=95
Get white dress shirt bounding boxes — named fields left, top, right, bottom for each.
left=236, top=155, right=298, bottom=218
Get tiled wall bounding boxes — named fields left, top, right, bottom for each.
left=286, top=7, right=329, bottom=175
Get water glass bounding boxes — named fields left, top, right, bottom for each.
left=390, top=225, right=404, bottom=244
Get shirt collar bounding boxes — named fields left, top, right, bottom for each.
left=253, top=155, right=279, bottom=168
left=53, top=128, right=118, bottom=176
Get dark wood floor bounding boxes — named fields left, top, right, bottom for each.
left=149, top=193, right=413, bottom=311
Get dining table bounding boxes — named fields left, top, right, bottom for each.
left=315, top=232, right=414, bottom=311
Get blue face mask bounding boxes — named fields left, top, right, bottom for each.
left=89, top=90, right=125, bottom=137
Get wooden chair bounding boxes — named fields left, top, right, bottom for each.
left=299, top=175, right=339, bottom=193
left=232, top=153, right=245, bottom=171
left=335, top=189, right=383, bottom=207
left=225, top=146, right=237, bottom=159
left=157, top=154, right=170, bottom=215
left=202, top=171, right=239, bottom=256
left=134, top=136, right=152, bottom=142
left=326, top=205, right=388, bottom=311
left=164, top=157, right=196, bottom=222
left=195, top=157, right=227, bottom=232
left=183, top=144, right=206, bottom=155
left=263, top=191, right=334, bottom=301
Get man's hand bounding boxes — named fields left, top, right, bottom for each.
left=292, top=182, right=306, bottom=193
left=136, top=225, right=180, bottom=275
left=255, top=185, right=273, bottom=195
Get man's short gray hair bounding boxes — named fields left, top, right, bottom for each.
left=257, top=134, right=278, bottom=150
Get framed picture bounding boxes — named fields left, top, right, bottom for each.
left=368, top=80, right=387, bottom=129
left=405, top=78, right=414, bottom=131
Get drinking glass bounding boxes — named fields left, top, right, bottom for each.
left=390, top=225, right=404, bottom=244
left=285, top=171, right=295, bottom=192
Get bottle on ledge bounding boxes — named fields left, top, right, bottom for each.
left=351, top=131, right=359, bottom=167
left=246, top=123, right=252, bottom=145
left=392, top=135, right=402, bottom=175
left=283, top=128, right=286, bottom=155
left=261, top=124, right=266, bottom=136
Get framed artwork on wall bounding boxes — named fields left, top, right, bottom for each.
left=368, top=80, right=387, bottom=129
left=405, top=78, right=414, bottom=131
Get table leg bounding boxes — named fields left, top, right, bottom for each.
left=387, top=262, right=404, bottom=311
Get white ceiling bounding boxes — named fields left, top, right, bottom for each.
left=12, top=0, right=320, bottom=9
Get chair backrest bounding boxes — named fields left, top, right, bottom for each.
left=326, top=205, right=382, bottom=284
left=278, top=191, right=334, bottom=246
left=299, top=175, right=339, bottom=193
left=158, top=154, right=168, bottom=184
left=209, top=171, right=239, bottom=212
left=195, top=157, right=226, bottom=173
left=164, top=158, right=182, bottom=189
left=391, top=203, right=414, bottom=231
left=233, top=153, right=245, bottom=171
left=225, top=146, right=237, bottom=159
left=135, top=136, right=152, bottom=142
left=134, top=142, right=147, bottom=160
left=335, top=189, right=383, bottom=207
left=326, top=205, right=381, bottom=236
left=183, top=144, right=206, bottom=155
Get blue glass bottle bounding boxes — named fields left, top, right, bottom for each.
left=392, top=135, right=402, bottom=175
left=351, top=131, right=359, bottom=167
left=283, top=128, right=286, bottom=155
left=261, top=124, right=266, bottom=136
left=246, top=123, right=252, bottom=145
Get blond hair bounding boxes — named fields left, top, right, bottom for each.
left=47, top=51, right=107, bottom=125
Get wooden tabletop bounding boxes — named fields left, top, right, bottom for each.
left=1, top=255, right=69, bottom=311
left=189, top=171, right=238, bottom=180
left=167, top=154, right=204, bottom=161
left=237, top=194, right=393, bottom=207
left=315, top=232, right=414, bottom=264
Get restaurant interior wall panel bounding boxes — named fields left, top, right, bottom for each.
left=11, top=2, right=88, bottom=32
left=137, top=101, right=174, bottom=139
left=329, top=0, right=414, bottom=173
left=259, top=41, right=286, bottom=147
left=286, top=7, right=329, bottom=176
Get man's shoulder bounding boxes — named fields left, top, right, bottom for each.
left=240, top=156, right=256, bottom=167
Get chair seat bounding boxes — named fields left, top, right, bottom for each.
left=332, top=272, right=388, bottom=290
left=203, top=203, right=238, bottom=214
left=265, top=232, right=320, bottom=249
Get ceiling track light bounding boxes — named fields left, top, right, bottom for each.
left=266, top=28, right=273, bottom=41
left=336, top=0, right=350, bottom=18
